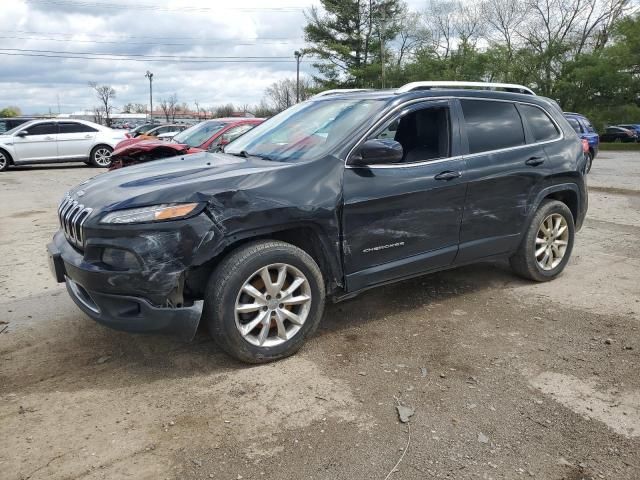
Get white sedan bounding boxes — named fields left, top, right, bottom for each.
left=0, top=119, right=127, bottom=171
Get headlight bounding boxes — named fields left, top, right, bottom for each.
left=100, top=203, right=201, bottom=224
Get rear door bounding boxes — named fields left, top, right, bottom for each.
left=456, top=99, right=558, bottom=262
left=342, top=99, right=468, bottom=291
left=57, top=122, right=98, bottom=159
left=12, top=122, right=59, bottom=162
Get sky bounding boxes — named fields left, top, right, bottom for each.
left=0, top=0, right=425, bottom=115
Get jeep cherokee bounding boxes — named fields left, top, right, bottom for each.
left=48, top=82, right=588, bottom=363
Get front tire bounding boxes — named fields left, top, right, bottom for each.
left=203, top=240, right=325, bottom=363
left=0, top=149, right=11, bottom=171
left=510, top=200, right=575, bottom=282
left=90, top=145, right=113, bottom=168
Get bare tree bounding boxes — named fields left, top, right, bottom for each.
left=481, top=0, right=527, bottom=59
left=264, top=78, right=313, bottom=112
left=89, top=82, right=116, bottom=126
left=133, top=103, right=147, bottom=114
left=214, top=103, right=236, bottom=118
left=92, top=107, right=104, bottom=125
left=159, top=94, right=179, bottom=121
left=395, top=7, right=429, bottom=66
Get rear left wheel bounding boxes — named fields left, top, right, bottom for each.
left=585, top=150, right=593, bottom=173
left=90, top=145, right=113, bottom=167
left=510, top=200, right=575, bottom=282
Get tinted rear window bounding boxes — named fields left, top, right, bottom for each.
left=461, top=100, right=525, bottom=154
left=59, top=122, right=98, bottom=133
left=520, top=104, right=559, bottom=142
left=566, top=117, right=582, bottom=134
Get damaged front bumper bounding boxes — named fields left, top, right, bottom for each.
left=48, top=230, right=206, bottom=340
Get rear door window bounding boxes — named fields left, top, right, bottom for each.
left=566, top=117, right=582, bottom=134
left=460, top=100, right=525, bottom=154
left=58, top=122, right=98, bottom=133
left=519, top=104, right=560, bottom=142
left=0, top=120, right=8, bottom=134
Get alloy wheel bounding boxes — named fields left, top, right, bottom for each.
left=234, top=263, right=312, bottom=347
left=94, top=148, right=112, bottom=166
left=535, top=213, right=569, bottom=271
left=0, top=152, right=7, bottom=170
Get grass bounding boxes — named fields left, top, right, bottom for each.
left=599, top=142, right=640, bottom=151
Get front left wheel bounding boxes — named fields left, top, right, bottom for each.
left=90, top=145, right=113, bottom=167
left=203, top=240, right=326, bottom=363
left=0, top=149, right=11, bottom=171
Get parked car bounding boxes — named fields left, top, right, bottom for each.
left=600, top=126, right=638, bottom=143
left=48, top=82, right=587, bottom=363
left=564, top=112, right=598, bottom=173
left=109, top=118, right=263, bottom=169
left=0, top=119, right=127, bottom=171
left=0, top=117, right=38, bottom=134
left=617, top=123, right=640, bottom=136
left=126, top=123, right=158, bottom=138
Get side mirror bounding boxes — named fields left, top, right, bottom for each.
left=350, top=139, right=403, bottom=166
left=16, top=130, right=28, bottom=137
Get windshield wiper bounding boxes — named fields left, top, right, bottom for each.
left=228, top=150, right=272, bottom=161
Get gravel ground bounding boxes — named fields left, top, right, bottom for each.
left=1, top=152, right=639, bottom=480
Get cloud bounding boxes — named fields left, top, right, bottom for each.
left=0, top=0, right=320, bottom=114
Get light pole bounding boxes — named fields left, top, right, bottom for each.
left=294, top=50, right=303, bottom=103
left=145, top=70, right=154, bottom=123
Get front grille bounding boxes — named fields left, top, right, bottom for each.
left=58, top=194, right=92, bottom=248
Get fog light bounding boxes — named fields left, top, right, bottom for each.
left=101, top=248, right=139, bottom=270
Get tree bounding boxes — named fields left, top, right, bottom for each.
left=0, top=106, right=21, bottom=117
left=264, top=78, right=314, bottom=112
left=159, top=94, right=178, bottom=121
left=133, top=103, right=147, bottom=114
left=121, top=103, right=134, bottom=113
left=214, top=103, right=236, bottom=118
left=89, top=82, right=116, bottom=126
left=304, top=0, right=403, bottom=87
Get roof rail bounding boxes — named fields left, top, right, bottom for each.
left=397, top=81, right=535, bottom=96
left=312, top=88, right=373, bottom=98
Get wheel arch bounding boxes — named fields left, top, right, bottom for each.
left=186, top=223, right=344, bottom=299
left=0, top=147, right=14, bottom=165
left=529, top=184, right=581, bottom=227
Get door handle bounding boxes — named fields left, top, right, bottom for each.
left=44, top=136, right=55, bottom=140
left=84, top=135, right=92, bottom=138
left=525, top=156, right=545, bottom=166
left=434, top=170, right=462, bottom=181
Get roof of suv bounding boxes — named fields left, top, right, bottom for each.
left=310, top=88, right=560, bottom=112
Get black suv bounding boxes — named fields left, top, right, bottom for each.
left=48, top=82, right=587, bottom=363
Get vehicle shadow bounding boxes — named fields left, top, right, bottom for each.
left=3, top=261, right=525, bottom=395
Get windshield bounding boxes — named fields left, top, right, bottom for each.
left=173, top=121, right=228, bottom=148
left=226, top=99, right=385, bottom=162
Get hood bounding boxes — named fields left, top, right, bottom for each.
left=68, top=151, right=290, bottom=212
left=112, top=137, right=180, bottom=155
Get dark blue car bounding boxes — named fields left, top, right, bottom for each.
left=564, top=113, right=598, bottom=173
left=618, top=124, right=640, bottom=136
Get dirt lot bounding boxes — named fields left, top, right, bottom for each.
left=1, top=153, right=639, bottom=480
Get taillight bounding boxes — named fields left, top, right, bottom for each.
left=581, top=139, right=589, bottom=153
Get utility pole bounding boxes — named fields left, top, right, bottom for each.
left=379, top=14, right=387, bottom=89
left=145, top=70, right=154, bottom=123
left=294, top=50, right=303, bottom=103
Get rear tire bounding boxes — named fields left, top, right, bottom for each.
left=585, top=151, right=593, bottom=173
left=510, top=200, right=575, bottom=282
left=203, top=240, right=325, bottom=363
left=0, top=149, right=11, bottom=171
left=90, top=145, right=113, bottom=167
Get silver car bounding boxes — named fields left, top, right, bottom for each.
left=0, top=119, right=127, bottom=171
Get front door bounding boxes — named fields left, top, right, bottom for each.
left=12, top=122, right=59, bottom=162
left=342, top=100, right=467, bottom=292
left=57, top=122, right=97, bottom=159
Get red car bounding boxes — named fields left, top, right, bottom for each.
left=110, top=118, right=264, bottom=169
